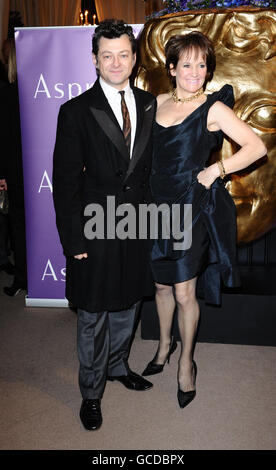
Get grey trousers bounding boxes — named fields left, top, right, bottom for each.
left=77, top=304, right=137, bottom=399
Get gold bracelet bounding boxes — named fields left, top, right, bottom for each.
left=217, top=160, right=226, bottom=179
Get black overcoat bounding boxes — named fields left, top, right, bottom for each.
left=53, top=79, right=156, bottom=312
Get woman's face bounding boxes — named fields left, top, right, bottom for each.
left=170, top=48, right=207, bottom=94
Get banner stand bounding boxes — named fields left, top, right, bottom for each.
left=25, top=297, right=69, bottom=308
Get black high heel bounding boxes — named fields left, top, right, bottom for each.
left=142, top=337, right=177, bottom=376
left=177, top=360, right=197, bottom=409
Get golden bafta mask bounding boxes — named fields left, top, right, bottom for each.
left=136, top=7, right=276, bottom=244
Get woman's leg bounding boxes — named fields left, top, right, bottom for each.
left=153, top=282, right=176, bottom=364
left=174, top=277, right=199, bottom=391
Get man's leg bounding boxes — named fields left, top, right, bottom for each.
left=107, top=304, right=137, bottom=377
left=77, top=308, right=109, bottom=430
left=77, top=309, right=109, bottom=399
left=107, top=304, right=153, bottom=390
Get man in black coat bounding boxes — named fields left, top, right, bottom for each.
left=53, top=20, right=156, bottom=431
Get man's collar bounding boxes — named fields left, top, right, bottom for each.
left=99, top=77, right=131, bottom=98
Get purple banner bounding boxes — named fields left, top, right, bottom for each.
left=15, top=25, right=143, bottom=306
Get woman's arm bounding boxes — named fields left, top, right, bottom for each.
left=197, top=101, right=267, bottom=188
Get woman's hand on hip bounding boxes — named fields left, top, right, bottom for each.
left=197, top=164, right=220, bottom=189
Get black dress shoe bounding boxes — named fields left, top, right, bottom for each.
left=79, top=399, right=102, bottom=430
left=107, top=370, right=153, bottom=391
left=4, top=280, right=26, bottom=297
left=142, top=337, right=177, bottom=376
left=177, top=360, right=197, bottom=409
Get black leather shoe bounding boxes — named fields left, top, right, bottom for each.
left=107, top=370, right=153, bottom=391
left=142, top=337, right=177, bottom=376
left=177, top=360, right=197, bottom=409
left=79, top=399, right=102, bottom=430
left=3, top=280, right=26, bottom=297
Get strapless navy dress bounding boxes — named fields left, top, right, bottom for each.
left=150, top=84, right=240, bottom=305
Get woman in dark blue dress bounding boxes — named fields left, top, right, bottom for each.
left=142, top=32, right=266, bottom=408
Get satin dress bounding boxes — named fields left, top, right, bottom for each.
left=150, top=84, right=240, bottom=305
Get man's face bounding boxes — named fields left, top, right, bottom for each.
left=93, top=34, right=136, bottom=90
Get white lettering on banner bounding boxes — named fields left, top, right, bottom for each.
left=42, top=260, right=66, bottom=281
left=42, top=260, right=58, bottom=281
left=68, top=82, right=82, bottom=100
left=60, top=267, right=66, bottom=281
left=34, top=73, right=51, bottom=98
left=54, top=83, right=65, bottom=99
left=34, top=73, right=93, bottom=100
left=38, top=170, right=52, bottom=193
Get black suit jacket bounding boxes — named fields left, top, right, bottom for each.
left=53, top=79, right=156, bottom=311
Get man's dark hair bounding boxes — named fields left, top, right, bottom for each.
left=92, top=19, right=137, bottom=56
left=165, top=31, right=216, bottom=89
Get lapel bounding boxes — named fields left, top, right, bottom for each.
left=88, top=79, right=155, bottom=175
left=89, top=79, right=130, bottom=163
left=124, top=88, right=155, bottom=181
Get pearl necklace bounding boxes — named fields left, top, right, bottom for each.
left=172, top=87, right=204, bottom=103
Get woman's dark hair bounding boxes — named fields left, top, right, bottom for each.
left=92, top=19, right=137, bottom=56
left=165, top=31, right=216, bottom=88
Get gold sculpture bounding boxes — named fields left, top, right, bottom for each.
left=136, top=7, right=276, bottom=244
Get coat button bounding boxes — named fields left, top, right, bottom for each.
left=116, top=170, right=123, bottom=177
left=143, top=166, right=148, bottom=172
left=123, top=185, right=131, bottom=192
left=140, top=182, right=146, bottom=188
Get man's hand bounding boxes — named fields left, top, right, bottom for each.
left=0, top=179, right=7, bottom=191
left=74, top=253, right=88, bottom=260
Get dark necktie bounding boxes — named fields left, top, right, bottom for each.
left=119, top=90, right=131, bottom=156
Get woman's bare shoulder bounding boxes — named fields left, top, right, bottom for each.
left=157, top=93, right=171, bottom=107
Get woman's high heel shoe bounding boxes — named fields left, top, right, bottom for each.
left=142, top=337, right=177, bottom=376
left=177, top=360, right=197, bottom=409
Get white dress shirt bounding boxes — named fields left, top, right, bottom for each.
left=99, top=77, right=137, bottom=158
